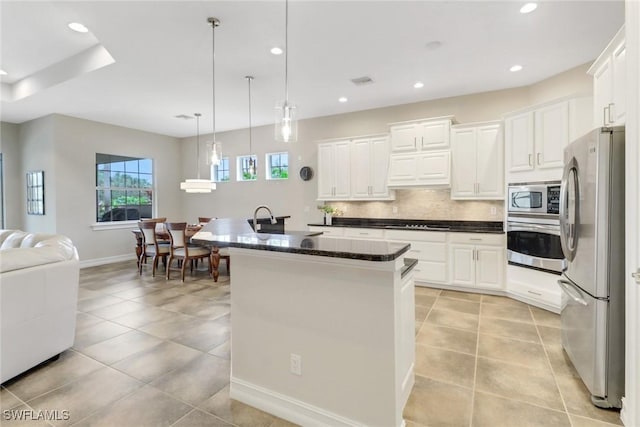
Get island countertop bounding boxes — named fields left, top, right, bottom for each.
left=191, top=218, right=410, bottom=262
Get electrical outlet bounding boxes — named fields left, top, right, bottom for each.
left=304, top=206, right=310, bottom=213
left=490, top=206, right=497, bottom=216
left=392, top=206, right=398, bottom=214
left=290, top=353, right=302, bottom=375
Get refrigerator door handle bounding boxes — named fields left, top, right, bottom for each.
left=557, top=279, right=588, bottom=306
left=560, top=157, right=580, bottom=262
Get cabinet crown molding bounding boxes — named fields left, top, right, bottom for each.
left=315, top=132, right=388, bottom=144
left=502, top=94, right=591, bottom=119
left=387, top=115, right=455, bottom=127
left=451, top=120, right=501, bottom=129
left=588, top=25, right=625, bottom=75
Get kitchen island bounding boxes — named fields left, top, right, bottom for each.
left=192, top=219, right=415, bottom=427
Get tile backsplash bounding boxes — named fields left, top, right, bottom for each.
left=328, top=189, right=504, bottom=221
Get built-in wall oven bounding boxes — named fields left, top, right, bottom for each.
left=507, top=181, right=565, bottom=274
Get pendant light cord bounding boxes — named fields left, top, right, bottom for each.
left=210, top=18, right=218, bottom=144
left=247, top=76, right=253, bottom=153
left=284, top=0, right=289, bottom=105
left=195, top=113, right=201, bottom=179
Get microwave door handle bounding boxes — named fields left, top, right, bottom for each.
left=557, top=279, right=588, bottom=306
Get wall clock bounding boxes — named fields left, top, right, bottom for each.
left=299, top=166, right=313, bottom=181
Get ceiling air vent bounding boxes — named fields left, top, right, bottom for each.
left=174, top=114, right=194, bottom=120
left=350, top=76, right=374, bottom=86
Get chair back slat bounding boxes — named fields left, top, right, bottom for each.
left=139, top=221, right=157, bottom=246
left=166, top=222, right=187, bottom=248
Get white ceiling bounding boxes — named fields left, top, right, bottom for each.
left=0, top=1, right=625, bottom=138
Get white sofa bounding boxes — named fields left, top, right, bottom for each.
left=0, top=230, right=79, bottom=383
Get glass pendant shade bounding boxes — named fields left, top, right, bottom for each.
left=180, top=179, right=216, bottom=193
left=275, top=101, right=297, bottom=143
left=208, top=141, right=222, bottom=166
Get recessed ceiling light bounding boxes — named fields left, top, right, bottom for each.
left=0, top=69, right=7, bottom=76
left=270, top=47, right=283, bottom=55
left=414, top=81, right=424, bottom=89
left=520, top=3, right=537, bottom=14
left=338, top=97, right=348, bottom=103
left=68, top=22, right=89, bottom=33
left=510, top=65, right=523, bottom=72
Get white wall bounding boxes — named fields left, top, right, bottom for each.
left=180, top=63, right=593, bottom=229
left=0, top=122, right=21, bottom=228
left=52, top=115, right=183, bottom=262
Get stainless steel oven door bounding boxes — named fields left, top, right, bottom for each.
left=507, top=221, right=566, bottom=274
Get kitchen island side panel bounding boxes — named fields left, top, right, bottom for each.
left=229, top=248, right=413, bottom=427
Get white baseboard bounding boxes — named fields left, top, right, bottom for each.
left=231, top=377, right=403, bottom=427
left=79, top=254, right=134, bottom=269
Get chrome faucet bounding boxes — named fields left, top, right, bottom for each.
left=253, top=205, right=277, bottom=232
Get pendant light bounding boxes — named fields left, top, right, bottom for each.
left=274, top=0, right=297, bottom=143
left=180, top=113, right=216, bottom=193
left=246, top=75, right=256, bottom=176
left=207, top=17, right=222, bottom=166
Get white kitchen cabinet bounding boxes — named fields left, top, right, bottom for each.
left=351, top=136, right=393, bottom=199
left=589, top=26, right=625, bottom=127
left=318, top=140, right=351, bottom=200
left=504, top=97, right=591, bottom=183
left=386, top=229, right=448, bottom=285
left=451, top=122, right=503, bottom=199
left=389, top=117, right=453, bottom=153
left=308, top=226, right=345, bottom=238
left=506, top=265, right=561, bottom=313
left=449, top=233, right=504, bottom=291
left=388, top=150, right=450, bottom=187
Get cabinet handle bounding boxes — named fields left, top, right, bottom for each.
left=604, top=106, right=610, bottom=126
left=476, top=249, right=479, bottom=261
left=537, top=153, right=542, bottom=166
left=414, top=137, right=417, bottom=148
left=470, top=238, right=482, bottom=241
left=527, top=290, right=543, bottom=297
left=359, top=232, right=369, bottom=235
left=528, top=154, right=533, bottom=167
left=608, top=103, right=615, bottom=124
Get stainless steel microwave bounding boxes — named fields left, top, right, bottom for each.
left=507, top=181, right=561, bottom=216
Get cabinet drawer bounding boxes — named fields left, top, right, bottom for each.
left=449, top=233, right=504, bottom=246
left=309, top=226, right=344, bottom=237
left=385, top=229, right=447, bottom=243
left=343, top=227, right=385, bottom=240
left=406, top=241, right=447, bottom=262
left=414, top=261, right=447, bottom=284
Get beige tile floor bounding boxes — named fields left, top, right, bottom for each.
left=0, top=261, right=624, bottom=427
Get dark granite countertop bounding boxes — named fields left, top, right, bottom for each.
left=191, top=218, right=410, bottom=262
left=308, top=217, right=504, bottom=234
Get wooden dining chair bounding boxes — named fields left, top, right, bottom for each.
left=138, top=221, right=170, bottom=276
left=198, top=216, right=213, bottom=225
left=165, top=222, right=212, bottom=282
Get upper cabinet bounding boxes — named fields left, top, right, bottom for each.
left=389, top=116, right=453, bottom=152
left=351, top=136, right=393, bottom=199
left=451, top=121, right=503, bottom=200
left=504, top=97, right=591, bottom=183
left=318, top=135, right=394, bottom=201
left=588, top=26, right=625, bottom=127
left=387, top=116, right=454, bottom=187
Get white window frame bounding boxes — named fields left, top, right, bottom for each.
left=265, top=151, right=289, bottom=180
left=237, top=155, right=258, bottom=182
left=212, top=157, right=231, bottom=183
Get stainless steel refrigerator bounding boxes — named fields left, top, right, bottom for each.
left=558, top=126, right=625, bottom=409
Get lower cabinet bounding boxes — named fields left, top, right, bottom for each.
left=386, top=230, right=448, bottom=285
left=449, top=233, right=505, bottom=291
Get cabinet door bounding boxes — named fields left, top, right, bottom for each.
left=612, top=40, right=626, bottom=124
left=420, top=120, right=450, bottom=150
left=416, top=151, right=450, bottom=185
left=369, top=136, right=391, bottom=197
left=334, top=141, right=351, bottom=198
left=317, top=143, right=335, bottom=199
left=505, top=112, right=534, bottom=173
left=351, top=138, right=371, bottom=198
left=535, top=101, right=569, bottom=170
left=451, top=128, right=477, bottom=198
left=449, top=244, right=475, bottom=287
left=593, top=57, right=613, bottom=127
left=390, top=124, right=418, bottom=152
left=476, top=125, right=503, bottom=198
left=475, top=246, right=504, bottom=290
left=388, top=154, right=417, bottom=184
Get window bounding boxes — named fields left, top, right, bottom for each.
left=96, top=154, right=153, bottom=222
left=237, top=155, right=257, bottom=181
left=266, top=152, right=289, bottom=180
left=212, top=157, right=230, bottom=182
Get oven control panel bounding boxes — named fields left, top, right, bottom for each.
left=547, top=185, right=560, bottom=215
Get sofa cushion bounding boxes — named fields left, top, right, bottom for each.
left=0, top=230, right=28, bottom=249
left=0, top=231, right=78, bottom=273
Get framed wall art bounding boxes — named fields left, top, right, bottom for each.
left=26, top=170, right=45, bottom=215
